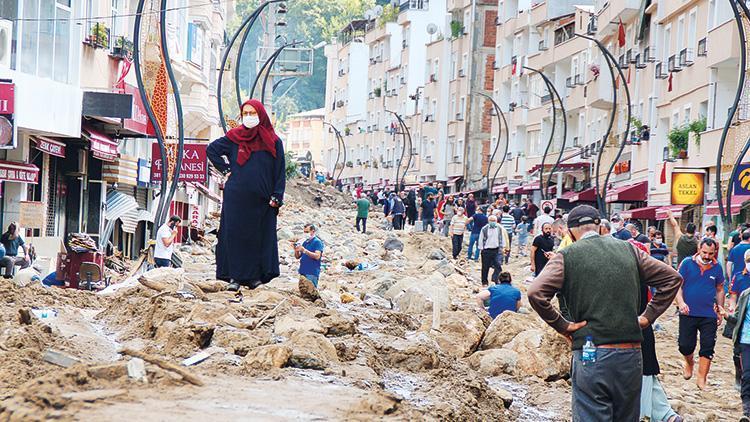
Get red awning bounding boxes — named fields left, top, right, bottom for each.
left=447, top=176, right=462, bottom=184
left=621, top=206, right=658, bottom=220
left=527, top=162, right=591, bottom=173
left=492, top=183, right=508, bottom=193
left=706, top=196, right=750, bottom=216
left=605, top=181, right=648, bottom=202
left=32, top=136, right=66, bottom=158
left=83, top=125, right=119, bottom=162
left=0, top=160, right=39, bottom=184
left=568, top=187, right=597, bottom=202
left=560, top=190, right=578, bottom=200
left=511, top=181, right=540, bottom=194
left=655, top=205, right=687, bottom=220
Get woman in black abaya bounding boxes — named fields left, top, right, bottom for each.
left=207, top=99, right=286, bottom=291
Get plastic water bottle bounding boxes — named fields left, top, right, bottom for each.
left=582, top=336, right=596, bottom=366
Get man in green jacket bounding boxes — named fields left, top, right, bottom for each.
left=528, top=205, right=682, bottom=422
left=355, top=196, right=370, bottom=233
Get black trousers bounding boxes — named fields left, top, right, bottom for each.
left=678, top=315, right=717, bottom=359
left=356, top=217, right=367, bottom=233
left=740, top=344, right=750, bottom=415
left=451, top=234, right=463, bottom=258
left=392, top=215, right=404, bottom=230
left=480, top=248, right=501, bottom=286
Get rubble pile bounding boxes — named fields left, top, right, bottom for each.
left=0, top=179, right=743, bottom=420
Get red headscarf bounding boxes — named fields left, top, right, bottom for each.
left=225, top=99, right=278, bottom=165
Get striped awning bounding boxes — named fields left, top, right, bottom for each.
left=105, top=190, right=138, bottom=221
left=119, top=208, right=154, bottom=234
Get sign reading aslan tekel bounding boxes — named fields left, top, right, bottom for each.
left=671, top=171, right=704, bottom=205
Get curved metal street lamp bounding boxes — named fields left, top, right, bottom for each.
left=251, top=40, right=303, bottom=104
left=323, top=122, right=346, bottom=183
left=718, top=0, right=749, bottom=225
left=473, top=92, right=510, bottom=198
left=132, top=0, right=185, bottom=231
left=575, top=33, right=632, bottom=218
left=523, top=67, right=568, bottom=200
left=217, top=0, right=286, bottom=133
left=386, top=110, right=412, bottom=193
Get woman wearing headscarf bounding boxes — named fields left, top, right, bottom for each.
left=207, top=99, right=286, bottom=291
left=405, top=189, right=418, bottom=226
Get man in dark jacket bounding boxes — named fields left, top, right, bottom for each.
left=528, top=205, right=682, bottom=422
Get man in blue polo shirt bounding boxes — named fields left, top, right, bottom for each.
left=728, top=230, right=750, bottom=292
left=466, top=206, right=488, bottom=261
left=475, top=271, right=521, bottom=318
left=676, top=238, right=725, bottom=390
left=295, top=223, right=324, bottom=291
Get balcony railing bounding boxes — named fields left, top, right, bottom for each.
left=399, top=0, right=429, bottom=12
left=697, top=38, right=707, bottom=57
left=679, top=48, right=694, bottom=67
left=538, top=40, right=548, bottom=51
left=668, top=55, right=681, bottom=72
left=566, top=77, right=574, bottom=88
left=635, top=53, right=646, bottom=69
left=643, top=46, right=656, bottom=62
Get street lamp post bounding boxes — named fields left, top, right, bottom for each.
left=717, top=0, right=749, bottom=226
left=386, top=110, right=412, bottom=193
left=522, top=66, right=568, bottom=200
left=323, top=122, right=346, bottom=184
left=217, top=0, right=287, bottom=133
left=574, top=33, right=632, bottom=218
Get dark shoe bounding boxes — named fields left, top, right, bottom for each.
left=227, top=281, right=240, bottom=292
left=247, top=280, right=263, bottom=290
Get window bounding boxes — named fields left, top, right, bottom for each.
left=663, top=25, right=671, bottom=62
left=684, top=105, right=692, bottom=124
left=20, top=0, right=74, bottom=83
left=461, top=53, right=468, bottom=74
left=457, top=139, right=464, bottom=161
left=187, top=23, right=204, bottom=67
left=450, top=52, right=457, bottom=79
left=450, top=94, right=456, bottom=118
left=433, top=59, right=439, bottom=79
left=459, top=96, right=466, bottom=117
left=672, top=111, right=680, bottom=129
left=688, top=8, right=697, bottom=50
left=554, top=22, right=574, bottom=45
left=677, top=16, right=685, bottom=51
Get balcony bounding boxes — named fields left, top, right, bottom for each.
left=596, top=0, right=641, bottom=37
left=566, top=81, right=586, bottom=111
left=538, top=40, right=548, bottom=51
left=707, top=18, right=740, bottom=67
left=587, top=71, right=614, bottom=110
left=399, top=0, right=429, bottom=12
left=643, top=46, right=656, bottom=63
left=655, top=62, right=668, bottom=79
left=635, top=53, right=647, bottom=69
left=698, top=38, right=707, bottom=57
left=667, top=55, right=681, bottom=72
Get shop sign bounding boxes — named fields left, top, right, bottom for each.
left=137, top=158, right=150, bottom=187
left=19, top=201, right=44, bottom=229
left=671, top=171, right=705, bottom=205
left=735, top=164, right=750, bottom=195
left=150, top=143, right=207, bottom=183
left=191, top=205, right=200, bottom=227
left=0, top=160, right=39, bottom=184
left=0, top=82, right=15, bottom=149
left=122, top=84, right=151, bottom=135
left=33, top=136, right=65, bottom=158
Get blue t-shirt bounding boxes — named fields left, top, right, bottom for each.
left=678, top=257, right=725, bottom=318
left=1, top=233, right=24, bottom=256
left=741, top=300, right=750, bottom=344
left=488, top=283, right=521, bottom=319
left=731, top=271, right=750, bottom=296
left=729, top=243, right=750, bottom=277
left=649, top=242, right=669, bottom=263
left=614, top=228, right=632, bottom=241
left=421, top=200, right=437, bottom=220
left=471, top=213, right=488, bottom=235
left=299, top=236, right=324, bottom=278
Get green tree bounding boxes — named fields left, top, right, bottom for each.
left=230, top=0, right=377, bottom=116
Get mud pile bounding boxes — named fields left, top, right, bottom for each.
left=0, top=180, right=744, bottom=420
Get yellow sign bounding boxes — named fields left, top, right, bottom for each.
left=671, top=172, right=704, bottom=205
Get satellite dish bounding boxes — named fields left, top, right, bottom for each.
left=364, top=10, right=373, bottom=20
left=426, top=23, right=438, bottom=35
left=373, top=5, right=383, bottom=16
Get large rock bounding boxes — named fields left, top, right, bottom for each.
left=505, top=328, right=570, bottom=381
left=243, top=344, right=292, bottom=370
left=421, top=310, right=484, bottom=358
left=480, top=311, right=534, bottom=350
left=421, top=259, right=455, bottom=277
left=369, top=274, right=398, bottom=298
left=277, top=228, right=294, bottom=241
left=444, top=273, right=469, bottom=289
left=391, top=274, right=451, bottom=315
left=273, top=314, right=325, bottom=337
left=467, top=349, right=519, bottom=376
left=383, top=236, right=404, bottom=252
left=428, top=249, right=446, bottom=260
left=287, top=331, right=339, bottom=370
left=212, top=327, right=269, bottom=356
left=318, top=312, right=357, bottom=336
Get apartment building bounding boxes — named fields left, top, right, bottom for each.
left=323, top=0, right=497, bottom=193
left=488, top=0, right=749, bottom=228
left=286, top=108, right=325, bottom=165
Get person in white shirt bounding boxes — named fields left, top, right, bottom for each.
left=478, top=215, right=509, bottom=286
left=154, top=215, right=181, bottom=268
left=534, top=206, right=555, bottom=237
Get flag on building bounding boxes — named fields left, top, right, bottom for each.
left=618, top=20, right=626, bottom=48
left=668, top=71, right=673, bottom=92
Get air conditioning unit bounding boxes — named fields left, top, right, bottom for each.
left=538, top=40, right=548, bottom=51
left=0, top=19, right=11, bottom=69
left=458, top=68, right=466, bottom=77
left=566, top=77, right=574, bottom=88
left=455, top=113, right=464, bottom=121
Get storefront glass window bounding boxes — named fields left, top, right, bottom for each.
left=0, top=0, right=18, bottom=70
left=18, top=0, right=75, bottom=84
left=20, top=0, right=38, bottom=74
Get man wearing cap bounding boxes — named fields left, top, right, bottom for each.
left=528, top=205, right=682, bottom=422
left=611, top=214, right=633, bottom=240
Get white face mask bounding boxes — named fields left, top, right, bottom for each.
left=242, top=115, right=260, bottom=128
left=745, top=262, right=750, bottom=272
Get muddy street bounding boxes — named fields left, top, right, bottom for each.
left=0, top=181, right=743, bottom=421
